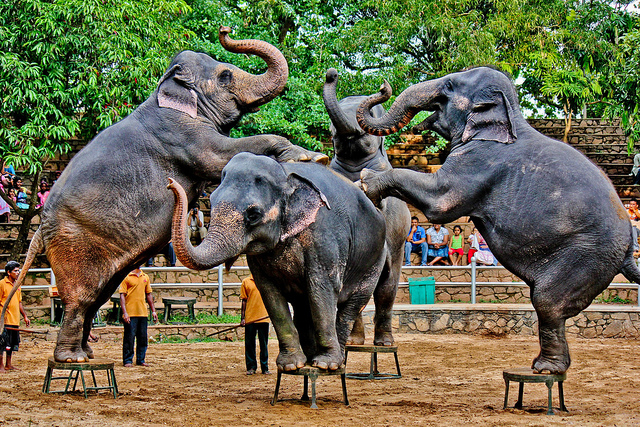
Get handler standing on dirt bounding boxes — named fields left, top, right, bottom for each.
left=120, top=266, right=158, bottom=367
left=240, top=275, right=270, bottom=375
left=0, top=261, right=30, bottom=372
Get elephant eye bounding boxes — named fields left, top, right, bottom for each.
left=444, top=80, right=454, bottom=93
left=244, top=206, right=263, bottom=226
left=218, top=69, right=233, bottom=86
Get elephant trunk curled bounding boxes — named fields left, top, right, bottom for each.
left=356, top=79, right=441, bottom=136
left=323, top=68, right=360, bottom=135
left=219, top=26, right=288, bottom=108
left=168, top=178, right=243, bottom=270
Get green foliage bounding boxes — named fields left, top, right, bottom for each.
left=161, top=311, right=240, bottom=324
left=0, top=0, right=193, bottom=173
left=152, top=334, right=226, bottom=344
left=594, top=295, right=633, bottom=305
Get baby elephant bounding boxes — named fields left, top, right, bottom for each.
left=168, top=153, right=386, bottom=371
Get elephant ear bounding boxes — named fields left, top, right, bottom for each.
left=157, top=64, right=198, bottom=118
left=462, top=90, right=517, bottom=144
left=281, top=172, right=331, bottom=242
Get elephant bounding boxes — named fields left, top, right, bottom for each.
left=355, top=66, right=640, bottom=374
left=0, top=26, right=328, bottom=363
left=167, top=152, right=387, bottom=371
left=322, top=68, right=410, bottom=346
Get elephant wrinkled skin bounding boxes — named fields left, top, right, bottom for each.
left=168, top=153, right=387, bottom=371
left=0, top=27, right=327, bottom=363
left=356, top=66, right=640, bottom=374
left=322, top=68, right=409, bottom=346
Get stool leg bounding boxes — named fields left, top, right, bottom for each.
left=271, top=372, right=282, bottom=405
left=373, top=351, right=379, bottom=375
left=80, top=371, right=88, bottom=398
left=309, top=371, right=318, bottom=409
left=503, top=378, right=509, bottom=409
left=302, top=375, right=309, bottom=401
left=91, top=370, right=98, bottom=388
left=43, top=367, right=52, bottom=393
left=65, top=370, right=77, bottom=394
left=515, top=382, right=524, bottom=409
left=341, top=373, right=349, bottom=406
left=188, top=303, right=195, bottom=322
left=163, top=304, right=170, bottom=323
left=394, top=351, right=401, bottom=378
left=558, top=381, right=567, bottom=412
left=111, top=369, right=119, bottom=398
left=545, top=379, right=554, bottom=415
left=368, top=352, right=375, bottom=380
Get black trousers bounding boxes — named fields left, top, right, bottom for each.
left=245, top=322, right=269, bottom=373
left=123, top=317, right=148, bottom=365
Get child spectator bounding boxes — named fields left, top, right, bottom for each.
left=474, top=231, right=496, bottom=266
left=12, top=177, right=30, bottom=210
left=36, top=180, right=50, bottom=208
left=426, top=223, right=450, bottom=265
left=467, top=227, right=480, bottom=263
left=448, top=225, right=465, bottom=266
left=0, top=261, right=30, bottom=372
left=0, top=178, right=10, bottom=223
left=119, top=266, right=158, bottom=367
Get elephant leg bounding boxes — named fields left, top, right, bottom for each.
left=81, top=304, right=99, bottom=359
left=346, top=314, right=365, bottom=346
left=373, top=260, right=397, bottom=346
left=532, top=315, right=570, bottom=375
left=306, top=276, right=343, bottom=370
left=292, top=301, right=317, bottom=362
left=55, top=299, right=92, bottom=363
left=252, top=275, right=306, bottom=371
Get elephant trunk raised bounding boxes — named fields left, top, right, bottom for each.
left=356, top=79, right=442, bottom=136
left=168, top=178, right=243, bottom=270
left=219, top=26, right=288, bottom=109
left=322, top=68, right=360, bottom=135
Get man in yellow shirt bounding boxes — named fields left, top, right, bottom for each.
left=119, top=266, right=158, bottom=367
left=0, top=261, right=30, bottom=372
left=240, top=275, right=270, bottom=375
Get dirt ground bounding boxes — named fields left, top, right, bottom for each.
left=0, top=333, right=639, bottom=426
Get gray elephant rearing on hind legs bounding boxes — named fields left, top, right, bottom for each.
left=356, top=66, right=640, bottom=374
left=322, top=68, right=409, bottom=346
left=0, top=27, right=328, bottom=363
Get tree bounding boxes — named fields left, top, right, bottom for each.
left=0, top=0, right=193, bottom=259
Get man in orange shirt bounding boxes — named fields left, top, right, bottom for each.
left=240, top=275, right=270, bottom=375
left=0, top=261, right=30, bottom=372
left=120, top=266, right=158, bottom=367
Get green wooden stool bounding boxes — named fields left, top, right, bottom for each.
left=503, top=367, right=567, bottom=415
left=344, top=345, right=401, bottom=380
left=271, top=366, right=348, bottom=409
left=42, top=357, right=118, bottom=398
left=162, top=297, right=197, bottom=323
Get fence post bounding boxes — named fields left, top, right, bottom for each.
left=471, top=256, right=477, bottom=304
left=217, top=264, right=224, bottom=316
left=50, top=270, right=56, bottom=323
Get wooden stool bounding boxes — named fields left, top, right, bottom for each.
left=503, top=367, right=567, bottom=415
left=271, top=366, right=349, bottom=409
left=42, top=357, right=118, bottom=398
left=162, top=297, right=197, bottom=323
left=344, top=345, right=401, bottom=380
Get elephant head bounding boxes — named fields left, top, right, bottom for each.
left=323, top=68, right=387, bottom=161
left=157, top=26, right=288, bottom=135
left=356, top=67, right=522, bottom=148
left=168, top=153, right=330, bottom=270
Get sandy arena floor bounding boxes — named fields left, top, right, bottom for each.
left=0, top=333, right=638, bottom=426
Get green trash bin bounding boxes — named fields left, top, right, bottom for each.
left=408, top=277, right=436, bottom=304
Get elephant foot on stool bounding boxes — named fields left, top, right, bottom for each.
left=346, top=316, right=365, bottom=345
left=276, top=350, right=306, bottom=372
left=54, top=345, right=89, bottom=363
left=82, top=343, right=95, bottom=360
left=532, top=351, right=570, bottom=375
left=373, top=330, right=394, bottom=346
left=311, top=352, right=344, bottom=371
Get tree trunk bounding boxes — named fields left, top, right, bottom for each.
left=563, top=103, right=573, bottom=143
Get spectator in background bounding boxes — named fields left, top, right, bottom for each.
left=467, top=227, right=480, bottom=263
left=52, top=171, right=62, bottom=186
left=448, top=225, right=465, bottom=266
left=36, top=180, right=50, bottom=209
left=0, top=176, right=10, bottom=223
left=188, top=207, right=207, bottom=245
left=404, top=216, right=428, bottom=266
left=426, top=223, right=450, bottom=266
left=474, top=231, right=496, bottom=266
left=12, top=177, right=30, bottom=210
left=0, top=261, right=30, bottom=372
left=146, top=242, right=176, bottom=267
left=2, top=163, right=15, bottom=177
left=627, top=199, right=640, bottom=256
left=631, top=153, right=640, bottom=185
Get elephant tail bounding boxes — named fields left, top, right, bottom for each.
left=620, top=248, right=640, bottom=285
left=0, top=227, right=44, bottom=331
